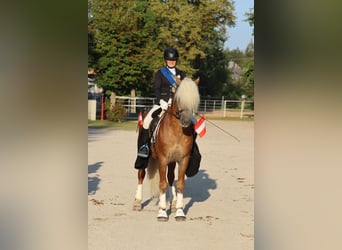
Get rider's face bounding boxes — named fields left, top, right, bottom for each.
left=166, top=60, right=177, bottom=68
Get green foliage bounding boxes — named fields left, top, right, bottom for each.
left=88, top=0, right=253, bottom=99
left=242, top=59, right=254, bottom=100
left=244, top=10, right=254, bottom=36
left=242, top=9, right=254, bottom=100
left=221, top=47, right=253, bottom=100
left=104, top=98, right=126, bottom=122
left=89, top=0, right=157, bottom=96
left=221, top=8, right=254, bottom=101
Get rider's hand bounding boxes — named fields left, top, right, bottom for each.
left=175, top=76, right=182, bottom=85
left=159, top=99, right=168, bottom=110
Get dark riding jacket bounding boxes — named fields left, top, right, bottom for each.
left=154, top=67, right=186, bottom=103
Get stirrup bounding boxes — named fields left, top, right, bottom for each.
left=138, top=144, right=150, bottom=158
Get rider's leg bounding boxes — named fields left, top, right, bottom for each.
left=134, top=126, right=150, bottom=169
left=142, top=105, right=160, bottom=130
left=134, top=105, right=161, bottom=170
left=137, top=128, right=150, bottom=158
left=137, top=105, right=160, bottom=157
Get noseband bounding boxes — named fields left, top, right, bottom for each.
left=166, top=107, right=183, bottom=120
left=175, top=108, right=184, bottom=119
left=170, top=103, right=192, bottom=127
left=168, top=101, right=186, bottom=120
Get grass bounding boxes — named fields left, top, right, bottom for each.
left=88, top=119, right=138, bottom=130
left=202, top=116, right=254, bottom=122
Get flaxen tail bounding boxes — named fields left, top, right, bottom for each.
left=147, top=158, right=159, bottom=198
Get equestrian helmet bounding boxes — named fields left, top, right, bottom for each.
left=163, top=48, right=179, bottom=60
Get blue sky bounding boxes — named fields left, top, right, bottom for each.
left=224, top=0, right=254, bottom=51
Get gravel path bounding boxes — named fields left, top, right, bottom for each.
left=88, top=120, right=254, bottom=250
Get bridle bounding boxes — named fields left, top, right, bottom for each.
left=165, top=99, right=185, bottom=120
left=166, top=88, right=192, bottom=127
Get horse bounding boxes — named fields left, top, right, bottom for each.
left=133, top=77, right=200, bottom=221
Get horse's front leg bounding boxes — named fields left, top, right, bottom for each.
left=167, top=162, right=177, bottom=213
left=157, top=158, right=169, bottom=221
left=133, top=168, right=145, bottom=211
left=175, top=157, right=190, bottom=221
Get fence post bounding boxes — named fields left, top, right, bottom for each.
left=101, top=94, right=104, bottom=120
left=130, top=89, right=136, bottom=113
left=223, top=100, right=227, bottom=117
left=240, top=95, right=246, bottom=119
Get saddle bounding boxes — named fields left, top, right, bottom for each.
left=148, top=110, right=166, bottom=159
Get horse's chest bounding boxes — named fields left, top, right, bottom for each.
left=167, top=147, right=182, bottom=160
left=166, top=144, right=190, bottom=162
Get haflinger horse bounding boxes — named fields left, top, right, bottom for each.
left=133, top=77, right=200, bottom=221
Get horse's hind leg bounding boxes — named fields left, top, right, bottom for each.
left=133, top=168, right=145, bottom=211
left=167, top=162, right=177, bottom=213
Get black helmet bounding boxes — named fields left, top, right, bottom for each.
left=163, top=48, right=179, bottom=60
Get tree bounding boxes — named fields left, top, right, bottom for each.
left=88, top=0, right=157, bottom=95
left=245, top=10, right=254, bottom=36
left=242, top=59, right=254, bottom=99
left=88, top=0, right=236, bottom=96
left=222, top=10, right=254, bottom=100
left=241, top=9, right=254, bottom=100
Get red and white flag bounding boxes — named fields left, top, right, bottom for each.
left=137, top=112, right=143, bottom=127
left=194, top=115, right=206, bottom=137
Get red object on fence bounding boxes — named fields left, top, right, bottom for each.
left=137, top=112, right=143, bottom=127
left=101, top=94, right=104, bottom=121
left=194, top=115, right=206, bottom=137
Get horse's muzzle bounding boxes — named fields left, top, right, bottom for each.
left=178, top=109, right=192, bottom=127
left=180, top=119, right=191, bottom=127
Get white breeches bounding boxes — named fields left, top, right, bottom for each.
left=143, top=105, right=160, bottom=129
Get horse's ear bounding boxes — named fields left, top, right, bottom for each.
left=193, top=76, right=200, bottom=85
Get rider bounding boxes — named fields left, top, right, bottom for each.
left=134, top=48, right=186, bottom=169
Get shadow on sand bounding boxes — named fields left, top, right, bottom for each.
left=183, top=169, right=217, bottom=214
left=139, top=169, right=217, bottom=213
left=88, top=161, right=104, bottom=195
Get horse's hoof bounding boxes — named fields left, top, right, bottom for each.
left=157, top=217, right=169, bottom=222
left=133, top=199, right=142, bottom=211
left=175, top=208, right=186, bottom=221
left=157, top=209, right=168, bottom=222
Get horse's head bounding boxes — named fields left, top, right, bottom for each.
left=175, top=108, right=193, bottom=127
left=173, top=77, right=200, bottom=127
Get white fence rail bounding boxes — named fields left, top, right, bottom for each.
left=198, top=99, right=254, bottom=118
left=111, top=96, right=254, bottom=119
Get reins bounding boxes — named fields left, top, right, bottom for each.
left=166, top=93, right=183, bottom=120
left=166, top=108, right=180, bottom=119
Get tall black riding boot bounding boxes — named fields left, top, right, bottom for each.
left=134, top=128, right=150, bottom=169
left=137, top=128, right=150, bottom=158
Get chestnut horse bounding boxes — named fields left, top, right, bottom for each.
left=133, top=77, right=200, bottom=221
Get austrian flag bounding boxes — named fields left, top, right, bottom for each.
left=194, top=115, right=206, bottom=137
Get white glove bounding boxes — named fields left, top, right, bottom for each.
left=159, top=99, right=168, bottom=110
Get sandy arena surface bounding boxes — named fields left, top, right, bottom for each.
left=88, top=120, right=254, bottom=250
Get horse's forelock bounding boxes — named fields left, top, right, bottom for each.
left=174, top=77, right=200, bottom=112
